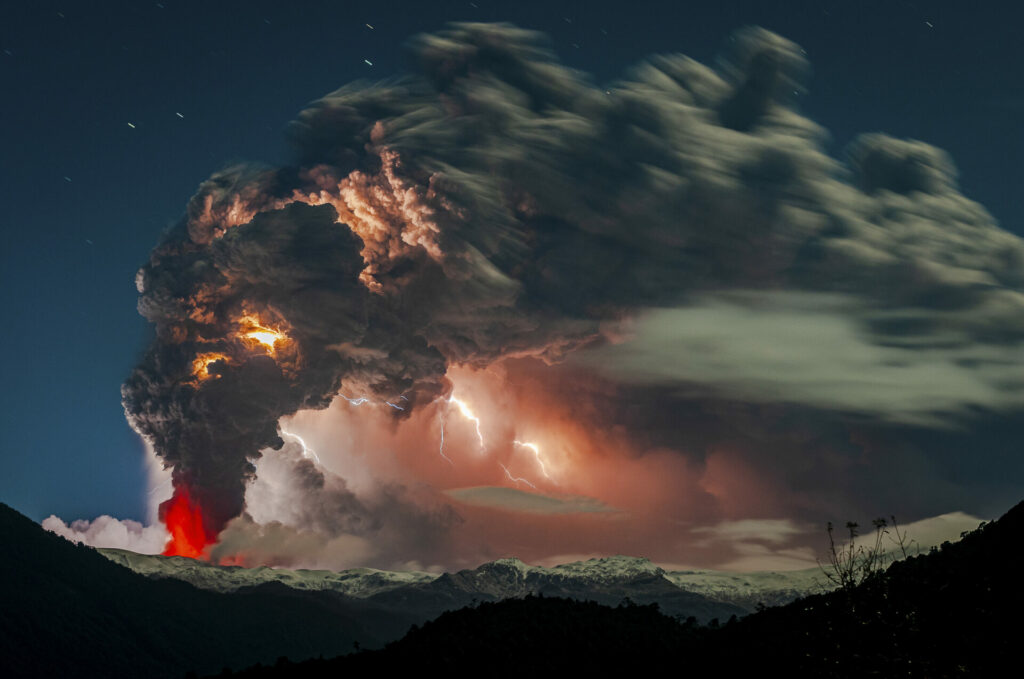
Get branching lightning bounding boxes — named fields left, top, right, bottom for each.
left=279, top=426, right=321, bottom=464
left=448, top=396, right=485, bottom=450
left=340, top=394, right=407, bottom=409
left=436, top=394, right=485, bottom=466
left=514, top=440, right=551, bottom=479
left=500, top=462, right=537, bottom=489
left=433, top=392, right=556, bottom=486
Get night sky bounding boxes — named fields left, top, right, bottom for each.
left=3, top=0, right=1023, bottom=570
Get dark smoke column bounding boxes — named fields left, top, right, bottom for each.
left=121, top=22, right=965, bottom=558
left=122, top=201, right=447, bottom=556
left=117, top=23, right=808, bottom=556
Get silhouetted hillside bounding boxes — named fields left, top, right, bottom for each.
left=221, top=596, right=700, bottom=676
left=0, top=503, right=412, bottom=678
left=222, top=499, right=1024, bottom=678
left=0, top=501, right=751, bottom=678
left=7, top=498, right=1020, bottom=677
left=715, top=498, right=1024, bottom=675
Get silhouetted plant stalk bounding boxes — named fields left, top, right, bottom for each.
left=818, top=516, right=918, bottom=590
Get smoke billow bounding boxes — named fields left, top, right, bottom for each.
left=209, top=439, right=460, bottom=569
left=42, top=514, right=168, bottom=554
left=121, top=22, right=1024, bottom=558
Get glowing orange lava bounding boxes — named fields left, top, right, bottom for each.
left=191, top=352, right=229, bottom=381
left=161, top=487, right=212, bottom=558
left=238, top=313, right=288, bottom=354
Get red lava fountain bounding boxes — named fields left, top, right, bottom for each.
left=160, top=486, right=212, bottom=558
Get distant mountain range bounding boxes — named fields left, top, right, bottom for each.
left=1, top=502, right=398, bottom=679
left=99, top=547, right=826, bottom=619
left=7, top=497, right=1020, bottom=677
left=0, top=501, right=825, bottom=678
left=218, top=498, right=1024, bottom=677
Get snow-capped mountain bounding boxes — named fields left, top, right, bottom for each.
left=100, top=548, right=435, bottom=597
left=665, top=567, right=828, bottom=609
left=98, top=549, right=828, bottom=618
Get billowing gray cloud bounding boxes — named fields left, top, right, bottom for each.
left=577, top=291, right=1024, bottom=425
left=205, top=440, right=460, bottom=569
left=208, top=516, right=377, bottom=571
left=121, top=21, right=1024, bottom=548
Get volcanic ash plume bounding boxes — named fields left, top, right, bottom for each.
left=121, top=22, right=1024, bottom=559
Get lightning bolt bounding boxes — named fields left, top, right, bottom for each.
left=514, top=440, right=551, bottom=479
left=448, top=396, right=485, bottom=450
left=340, top=394, right=408, bottom=410
left=435, top=393, right=483, bottom=465
left=438, top=414, right=454, bottom=465
left=280, top=427, right=321, bottom=464
left=432, top=393, right=556, bottom=486
left=500, top=463, right=537, bottom=489
left=148, top=476, right=173, bottom=497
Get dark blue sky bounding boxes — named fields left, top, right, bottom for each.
left=2, top=0, right=1021, bottom=523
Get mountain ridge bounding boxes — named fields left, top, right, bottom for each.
left=97, top=547, right=826, bottom=613
left=0, top=502, right=407, bottom=679
left=0, top=501, right=767, bottom=678
left=221, top=496, right=1024, bottom=677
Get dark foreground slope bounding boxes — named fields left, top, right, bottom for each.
left=222, top=596, right=697, bottom=677
left=0, top=503, right=412, bottom=679
left=716, top=498, right=1024, bottom=676
left=0, top=502, right=746, bottom=678
left=226, top=500, right=1024, bottom=678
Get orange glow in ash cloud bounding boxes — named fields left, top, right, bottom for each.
left=237, top=313, right=289, bottom=355
left=191, top=352, right=229, bottom=382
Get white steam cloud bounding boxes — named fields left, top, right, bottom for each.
left=42, top=515, right=168, bottom=554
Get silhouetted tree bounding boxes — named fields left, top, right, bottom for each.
left=819, top=516, right=909, bottom=590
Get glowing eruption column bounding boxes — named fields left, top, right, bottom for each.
left=161, top=487, right=212, bottom=558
